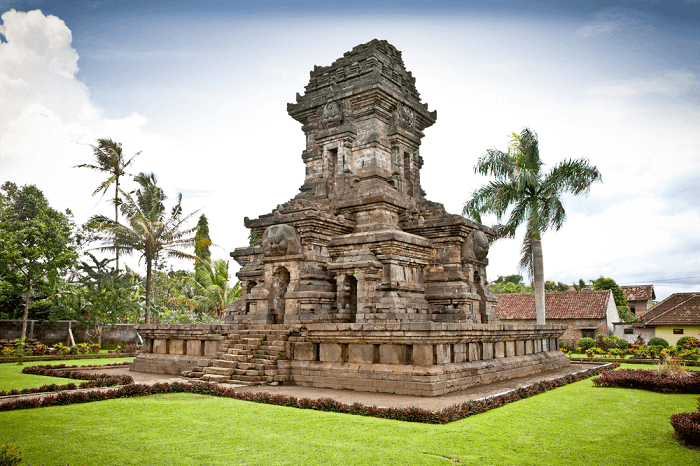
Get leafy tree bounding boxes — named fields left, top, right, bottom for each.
left=463, top=128, right=602, bottom=324
left=194, top=214, right=212, bottom=270
left=93, top=173, right=198, bottom=323
left=545, top=281, right=570, bottom=292
left=0, top=182, right=77, bottom=339
left=493, top=274, right=525, bottom=286
left=572, top=279, right=589, bottom=291
left=56, top=254, right=142, bottom=344
left=592, top=276, right=636, bottom=322
left=75, top=139, right=139, bottom=272
left=489, top=281, right=534, bottom=294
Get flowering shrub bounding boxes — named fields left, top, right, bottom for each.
left=114, top=344, right=141, bottom=354
left=1, top=347, right=15, bottom=358
left=76, top=343, right=91, bottom=354
left=677, top=337, right=700, bottom=350
left=90, top=344, right=101, bottom=354
left=608, top=348, right=626, bottom=359
left=1, top=363, right=619, bottom=422
left=33, top=344, right=49, bottom=356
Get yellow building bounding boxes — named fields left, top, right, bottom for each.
left=641, top=293, right=700, bottom=346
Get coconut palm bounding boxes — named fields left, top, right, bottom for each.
left=75, top=139, right=139, bottom=272
left=463, top=128, right=602, bottom=324
left=94, top=172, right=198, bottom=323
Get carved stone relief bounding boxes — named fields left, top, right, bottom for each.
left=461, top=230, right=490, bottom=263
left=317, top=100, right=343, bottom=128
left=262, top=224, right=301, bottom=256
left=391, top=103, right=415, bottom=130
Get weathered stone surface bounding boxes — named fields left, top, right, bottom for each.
left=379, top=344, right=409, bottom=364
left=412, top=344, right=433, bottom=365
left=295, top=342, right=318, bottom=361
left=435, top=344, right=451, bottom=364
left=153, top=339, right=167, bottom=354
left=170, top=339, right=184, bottom=355
left=319, top=343, right=344, bottom=362
left=187, top=340, right=202, bottom=356
left=348, top=344, right=375, bottom=364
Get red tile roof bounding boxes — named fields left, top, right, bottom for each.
left=495, top=291, right=611, bottom=320
left=641, top=293, right=700, bottom=326
left=622, top=285, right=655, bottom=302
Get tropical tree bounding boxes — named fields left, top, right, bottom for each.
left=93, top=172, right=198, bottom=323
left=194, top=214, right=212, bottom=271
left=593, top=276, right=636, bottom=322
left=193, top=259, right=240, bottom=319
left=75, top=139, right=139, bottom=272
left=463, top=128, right=602, bottom=324
left=0, top=182, right=77, bottom=339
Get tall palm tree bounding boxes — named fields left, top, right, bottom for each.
left=463, top=128, right=602, bottom=324
left=75, top=139, right=140, bottom=272
left=94, top=172, right=198, bottom=323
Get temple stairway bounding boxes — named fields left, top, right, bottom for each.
left=198, top=328, right=291, bottom=385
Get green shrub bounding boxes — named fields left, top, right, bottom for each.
left=604, top=335, right=629, bottom=350
left=577, top=337, right=596, bottom=350
left=0, top=442, right=22, bottom=466
left=52, top=343, right=71, bottom=355
left=1, top=347, right=15, bottom=358
left=648, top=337, right=669, bottom=348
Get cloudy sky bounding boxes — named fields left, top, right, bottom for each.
left=1, top=0, right=698, bottom=300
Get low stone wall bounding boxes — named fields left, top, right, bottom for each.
left=0, top=320, right=140, bottom=346
left=131, top=324, right=238, bottom=375
left=283, top=322, right=569, bottom=395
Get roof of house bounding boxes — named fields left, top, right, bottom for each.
left=495, top=290, right=612, bottom=320
left=622, top=285, right=656, bottom=302
left=640, top=293, right=700, bottom=326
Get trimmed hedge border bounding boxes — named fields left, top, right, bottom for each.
left=569, top=357, right=700, bottom=366
left=0, top=363, right=618, bottom=423
left=592, top=369, right=700, bottom=394
left=671, top=412, right=700, bottom=446
left=0, top=353, right=138, bottom=363
left=0, top=363, right=135, bottom=397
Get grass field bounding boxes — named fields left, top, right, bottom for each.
left=0, top=357, right=135, bottom=392
left=1, top=363, right=698, bottom=465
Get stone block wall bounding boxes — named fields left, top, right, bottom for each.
left=0, top=320, right=140, bottom=346
left=284, top=322, right=569, bottom=396
left=131, top=324, right=237, bottom=375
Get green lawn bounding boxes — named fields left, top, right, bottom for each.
left=0, top=357, right=135, bottom=392
left=0, top=364, right=697, bottom=465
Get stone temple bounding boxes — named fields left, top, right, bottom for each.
left=133, top=40, right=569, bottom=396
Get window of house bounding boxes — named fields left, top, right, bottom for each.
left=581, top=329, right=595, bottom=339
left=630, top=306, right=636, bottom=315
left=624, top=328, right=634, bottom=334
left=673, top=329, right=684, bottom=335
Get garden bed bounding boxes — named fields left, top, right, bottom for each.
left=0, top=353, right=138, bottom=363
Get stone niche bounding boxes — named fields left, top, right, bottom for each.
left=134, top=39, right=569, bottom=395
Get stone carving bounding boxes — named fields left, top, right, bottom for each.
left=261, top=224, right=301, bottom=256
left=317, top=100, right=343, bottom=128
left=461, top=230, right=490, bottom=262
left=391, top=103, right=415, bottom=130
left=473, top=231, right=489, bottom=261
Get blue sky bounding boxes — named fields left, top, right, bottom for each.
left=1, top=0, right=699, bottom=300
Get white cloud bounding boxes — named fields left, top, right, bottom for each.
left=587, top=71, right=700, bottom=98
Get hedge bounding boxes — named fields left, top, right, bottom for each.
left=592, top=369, right=700, bottom=394
left=670, top=412, right=700, bottom=446
left=0, top=363, right=618, bottom=424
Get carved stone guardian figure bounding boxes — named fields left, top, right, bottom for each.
left=261, top=224, right=301, bottom=257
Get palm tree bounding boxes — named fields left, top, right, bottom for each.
left=75, top=139, right=139, bottom=272
left=94, top=172, right=198, bottom=323
left=193, top=259, right=241, bottom=318
left=463, top=128, right=602, bottom=324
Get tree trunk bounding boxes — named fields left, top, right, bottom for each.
left=533, top=239, right=545, bottom=325
left=145, top=258, right=152, bottom=323
left=20, top=278, right=32, bottom=340
left=115, top=177, right=119, bottom=273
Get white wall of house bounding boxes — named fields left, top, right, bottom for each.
left=605, top=290, right=620, bottom=335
